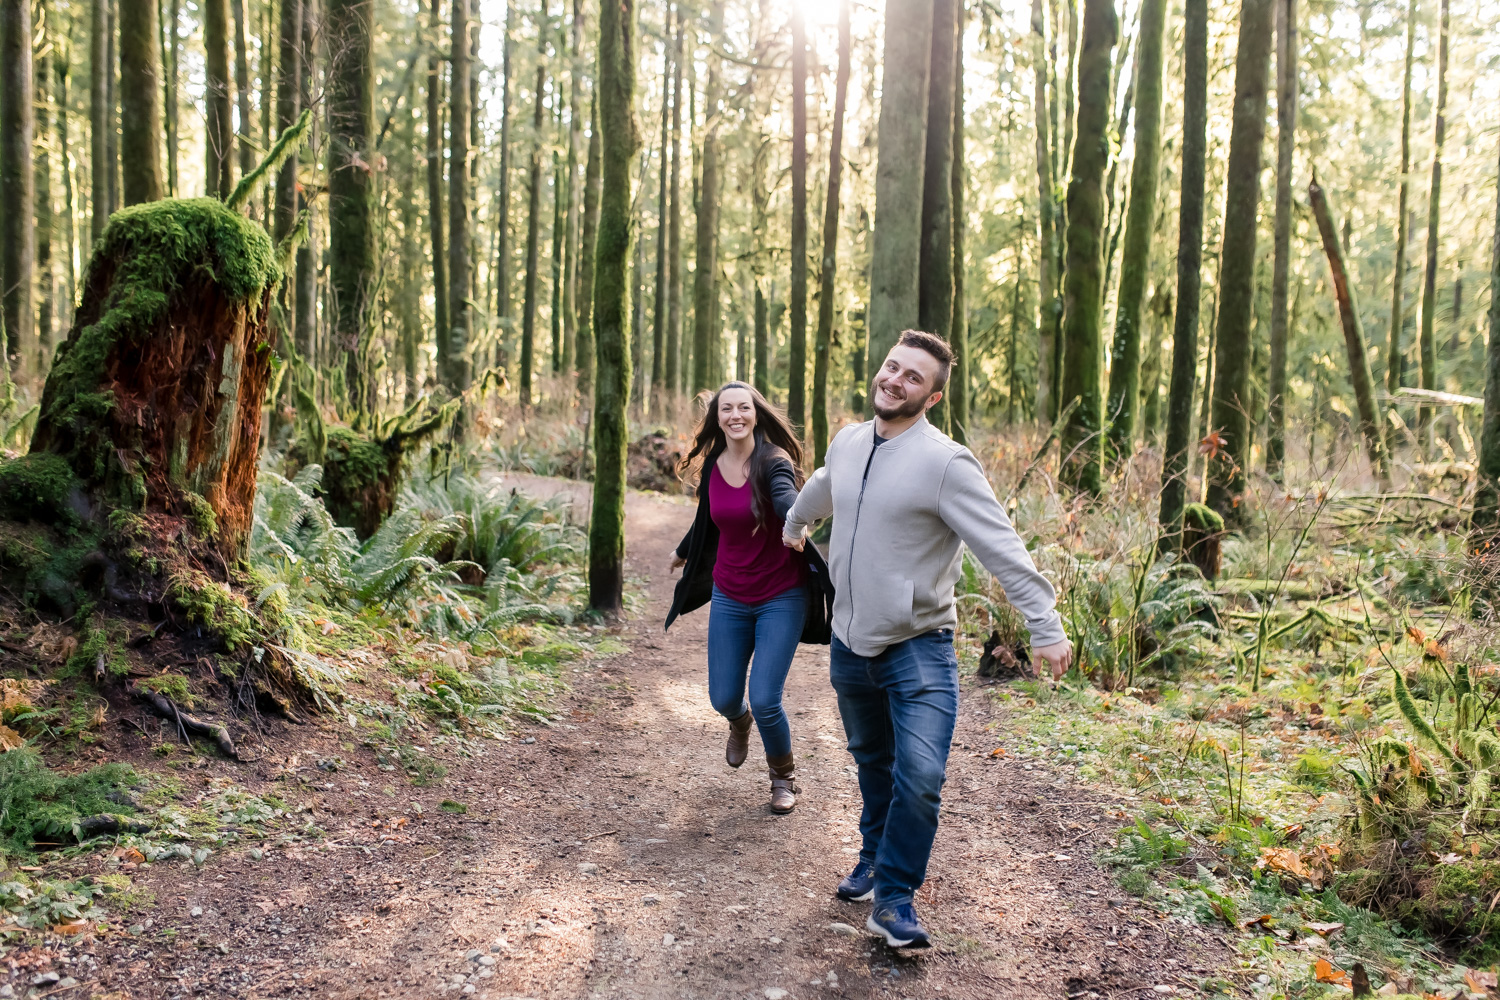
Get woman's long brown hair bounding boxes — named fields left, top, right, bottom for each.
left=678, top=382, right=805, bottom=528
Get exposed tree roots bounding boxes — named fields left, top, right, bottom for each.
left=129, top=683, right=238, bottom=759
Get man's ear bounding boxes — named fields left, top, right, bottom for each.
left=923, top=390, right=944, bottom=412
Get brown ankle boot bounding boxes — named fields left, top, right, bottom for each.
left=767, top=753, right=797, bottom=813
left=725, top=711, right=754, bottom=768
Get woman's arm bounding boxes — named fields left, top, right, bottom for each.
left=766, top=460, right=801, bottom=521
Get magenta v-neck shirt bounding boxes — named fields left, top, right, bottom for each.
left=708, top=464, right=804, bottom=605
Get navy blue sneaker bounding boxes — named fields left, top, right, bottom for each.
left=835, top=861, right=874, bottom=902
left=866, top=903, right=931, bottom=948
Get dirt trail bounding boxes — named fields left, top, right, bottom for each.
left=66, top=478, right=1230, bottom=1000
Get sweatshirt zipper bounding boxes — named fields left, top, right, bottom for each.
left=845, top=438, right=880, bottom=638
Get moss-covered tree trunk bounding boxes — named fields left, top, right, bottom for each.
left=1387, top=0, right=1416, bottom=396
left=1474, top=141, right=1500, bottom=542
left=588, top=0, right=636, bottom=615
left=426, top=0, right=449, bottom=382
left=1417, top=0, right=1448, bottom=430
left=1309, top=174, right=1390, bottom=489
left=494, top=0, right=513, bottom=339
left=1031, top=0, right=1060, bottom=423
left=788, top=2, right=808, bottom=429
left=231, top=0, right=254, bottom=208
left=327, top=0, right=378, bottom=417
left=90, top=0, right=110, bottom=243
left=1266, top=0, right=1296, bottom=480
left=560, top=0, right=584, bottom=384
left=1, top=0, right=35, bottom=378
left=28, top=200, right=278, bottom=564
left=665, top=14, right=684, bottom=399
left=813, top=0, right=851, bottom=466
left=867, top=0, right=935, bottom=373
left=520, top=44, right=545, bottom=408
left=1157, top=0, right=1207, bottom=552
left=576, top=99, right=602, bottom=402
left=203, top=0, right=233, bottom=199
left=118, top=0, right=164, bottom=206
left=448, top=0, right=473, bottom=396
left=1057, top=0, right=1115, bottom=495
left=1205, top=0, right=1272, bottom=525
left=691, top=2, right=723, bottom=397
left=948, top=18, right=970, bottom=445
left=1104, top=0, right=1165, bottom=459
left=650, top=28, right=671, bottom=409
left=918, top=0, right=957, bottom=433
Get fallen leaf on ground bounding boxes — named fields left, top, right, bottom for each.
left=1304, top=921, right=1344, bottom=937
left=1314, top=957, right=1350, bottom=985
left=1241, top=914, right=1274, bottom=930
left=1466, top=970, right=1498, bottom=992
left=51, top=920, right=89, bottom=936
left=1256, top=847, right=1311, bottom=880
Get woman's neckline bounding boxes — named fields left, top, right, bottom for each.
left=713, top=457, right=750, bottom=490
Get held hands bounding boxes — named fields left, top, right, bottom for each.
left=782, top=524, right=807, bottom=552
left=1033, top=639, right=1074, bottom=682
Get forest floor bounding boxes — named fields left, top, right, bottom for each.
left=4, top=475, right=1235, bottom=1000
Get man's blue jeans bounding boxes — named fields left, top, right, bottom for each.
left=707, top=585, right=806, bottom=758
left=830, top=629, right=959, bottom=908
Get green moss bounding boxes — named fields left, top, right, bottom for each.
left=184, top=492, right=218, bottom=540
left=0, top=454, right=83, bottom=525
left=36, top=198, right=279, bottom=500
left=0, top=523, right=54, bottom=579
left=0, top=746, right=139, bottom=858
left=66, top=615, right=130, bottom=679
left=136, top=673, right=194, bottom=707
left=1182, top=502, right=1224, bottom=533
left=167, top=570, right=258, bottom=651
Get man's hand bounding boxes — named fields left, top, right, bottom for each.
left=668, top=547, right=686, bottom=572
left=1034, top=639, right=1074, bottom=682
left=782, top=524, right=807, bottom=552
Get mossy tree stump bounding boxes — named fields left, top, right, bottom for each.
left=27, top=198, right=278, bottom=562
left=1182, top=502, right=1224, bottom=582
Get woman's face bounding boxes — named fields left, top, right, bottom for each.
left=717, top=387, right=757, bottom=445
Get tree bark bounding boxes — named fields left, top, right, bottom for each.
left=164, top=0, right=180, bottom=196
left=426, top=0, right=449, bottom=385
left=204, top=0, right=234, bottom=198
left=588, top=0, right=636, bottom=614
left=560, top=0, right=584, bottom=382
left=494, top=0, right=513, bottom=338
left=293, top=0, right=318, bottom=365
left=34, top=10, right=53, bottom=371
left=1104, top=0, right=1165, bottom=459
left=1474, top=139, right=1500, bottom=537
left=274, top=0, right=303, bottom=246
left=1417, top=0, right=1448, bottom=426
left=1, top=0, right=35, bottom=377
left=1387, top=0, right=1416, bottom=396
left=57, top=51, right=77, bottom=322
left=1309, top=174, right=1390, bottom=488
left=788, top=2, right=808, bottom=428
left=448, top=0, right=473, bottom=395
left=577, top=98, right=601, bottom=402
left=1157, top=0, right=1206, bottom=550
left=1057, top=0, right=1115, bottom=495
left=119, top=0, right=165, bottom=206
left=1266, top=0, right=1296, bottom=480
left=105, top=0, right=118, bottom=214
left=948, top=14, right=969, bottom=445
left=550, top=147, right=565, bottom=375
left=326, top=0, right=377, bottom=416
left=867, top=0, right=936, bottom=373
left=813, top=0, right=851, bottom=465
left=519, top=18, right=546, bottom=408
left=91, top=0, right=110, bottom=243
left=918, top=0, right=957, bottom=433
left=650, top=13, right=671, bottom=409
left=231, top=0, right=254, bottom=210
left=1031, top=0, right=1059, bottom=423
left=1205, top=0, right=1273, bottom=524
left=690, top=1, right=723, bottom=396
left=665, top=11, right=683, bottom=398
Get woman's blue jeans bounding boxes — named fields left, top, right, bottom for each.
left=707, top=585, right=806, bottom=758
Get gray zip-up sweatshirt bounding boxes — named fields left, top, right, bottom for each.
left=783, top=416, right=1065, bottom=657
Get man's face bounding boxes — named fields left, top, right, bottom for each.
left=871, top=345, right=943, bottom=420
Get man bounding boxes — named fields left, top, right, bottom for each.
left=783, top=330, right=1072, bottom=948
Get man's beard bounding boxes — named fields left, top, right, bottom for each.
left=870, top=378, right=929, bottom=421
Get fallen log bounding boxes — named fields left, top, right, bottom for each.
left=130, top=684, right=238, bottom=759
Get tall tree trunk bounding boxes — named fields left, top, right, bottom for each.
left=787, top=2, right=808, bottom=428
left=867, top=0, right=936, bottom=372
left=753, top=283, right=769, bottom=396
left=274, top=0, right=303, bottom=249
left=690, top=1, right=723, bottom=396
left=918, top=0, right=957, bottom=433
left=398, top=77, right=422, bottom=405
left=560, top=0, right=584, bottom=382
left=105, top=0, right=118, bottom=213
left=550, top=147, right=565, bottom=374
left=1104, top=0, right=1165, bottom=459
left=1309, top=173, right=1390, bottom=488
left=259, top=0, right=275, bottom=222
left=1474, top=140, right=1500, bottom=537
left=1031, top=0, right=1059, bottom=423
left=1, top=0, right=35, bottom=377
left=664, top=10, right=683, bottom=400
left=588, top=0, right=636, bottom=614
left=1417, top=0, right=1448, bottom=427
left=164, top=0, right=180, bottom=196
left=813, top=0, right=851, bottom=465
left=494, top=0, right=513, bottom=338
left=577, top=98, right=601, bottom=402
left=1157, top=0, right=1206, bottom=549
left=119, top=0, right=165, bottom=206
left=57, top=44, right=78, bottom=326
left=294, top=0, right=318, bottom=365
left=1387, top=0, right=1416, bottom=396
left=427, top=0, right=449, bottom=385
left=448, top=0, right=472, bottom=395
left=231, top=0, right=254, bottom=210
left=1057, top=0, right=1115, bottom=495
left=650, top=13, right=671, bottom=409
left=91, top=0, right=109, bottom=242
left=326, top=0, right=377, bottom=416
left=1266, top=0, right=1296, bottom=479
left=34, top=10, right=53, bottom=370
left=948, top=14, right=969, bottom=445
left=520, top=24, right=546, bottom=408
left=1205, top=0, right=1273, bottom=524
left=204, top=0, right=233, bottom=198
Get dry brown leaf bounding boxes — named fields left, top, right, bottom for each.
left=1256, top=847, right=1311, bottom=880
left=1314, top=958, right=1351, bottom=985
left=1406, top=625, right=1427, bottom=644
left=1466, top=970, right=1498, bottom=992
left=0, top=724, right=24, bottom=752
left=1241, top=914, right=1275, bottom=930
left=51, top=920, right=89, bottom=936
left=1305, top=921, right=1345, bottom=936
left=1423, top=640, right=1449, bottom=663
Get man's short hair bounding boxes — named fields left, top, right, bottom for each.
left=897, top=330, right=954, bottom=393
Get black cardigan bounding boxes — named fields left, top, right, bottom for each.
left=663, top=456, right=834, bottom=644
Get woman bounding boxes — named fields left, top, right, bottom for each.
left=664, top=382, right=833, bottom=814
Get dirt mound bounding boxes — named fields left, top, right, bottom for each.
left=626, top=432, right=688, bottom=494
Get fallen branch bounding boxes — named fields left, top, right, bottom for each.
left=129, top=684, right=238, bottom=759
left=75, top=814, right=153, bottom=839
